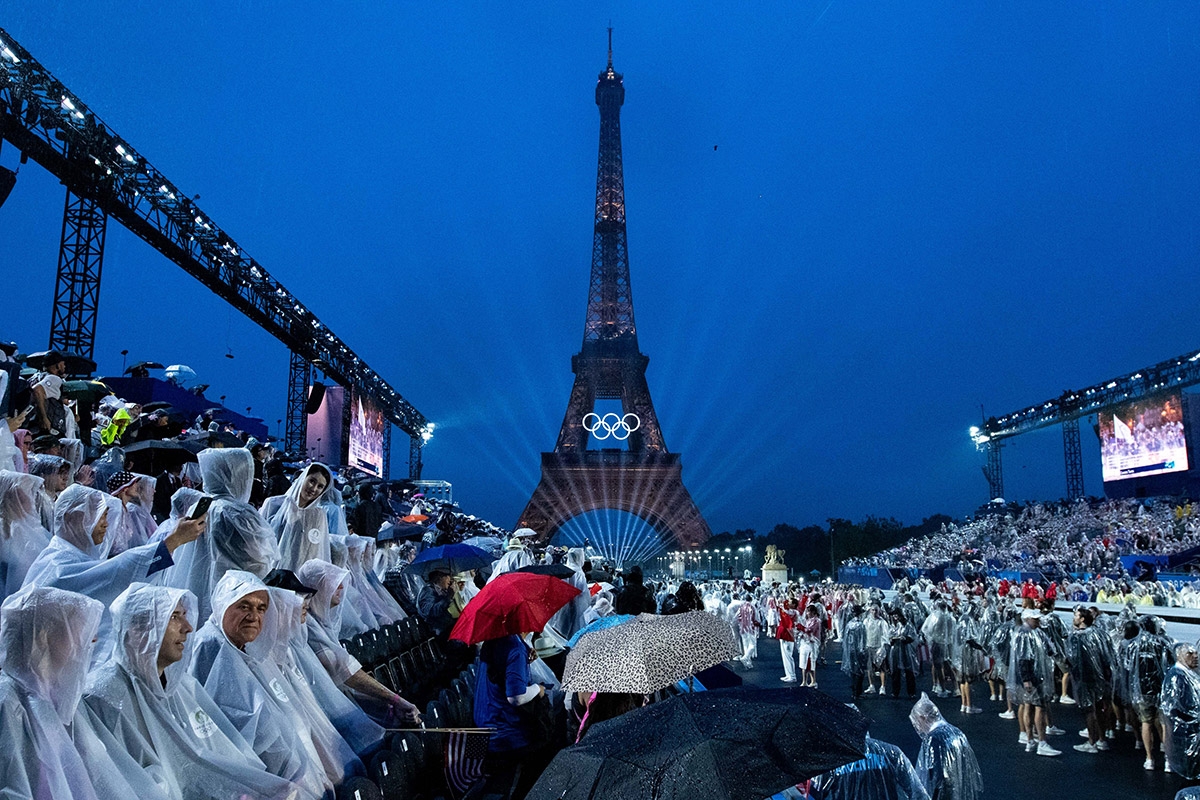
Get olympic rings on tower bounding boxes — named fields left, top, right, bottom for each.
left=582, top=412, right=642, bottom=441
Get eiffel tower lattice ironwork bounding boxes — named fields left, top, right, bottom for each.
left=518, top=35, right=711, bottom=553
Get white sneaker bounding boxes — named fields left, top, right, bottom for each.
left=1018, top=732, right=1029, bottom=745
left=960, top=705, right=967, bottom=713
left=1060, top=695, right=1076, bottom=705
left=999, top=710, right=1016, bottom=720
left=1165, top=761, right=1172, bottom=773
left=779, top=676, right=796, bottom=682
left=1073, top=743, right=1098, bottom=754
left=1095, top=740, right=1110, bottom=751
left=1027, top=740, right=1038, bottom=753
left=965, top=706, right=982, bottom=715
left=864, top=685, right=876, bottom=694
left=1105, top=730, right=1115, bottom=740
left=989, top=693, right=997, bottom=701
left=1037, top=741, right=1061, bottom=757
left=1144, top=758, right=1154, bottom=771
left=1078, top=729, right=1090, bottom=738
left=1046, top=725, right=1066, bottom=736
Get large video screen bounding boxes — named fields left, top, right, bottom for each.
left=1099, top=393, right=1188, bottom=482
left=348, top=391, right=386, bottom=477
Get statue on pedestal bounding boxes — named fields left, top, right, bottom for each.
left=764, top=545, right=787, bottom=566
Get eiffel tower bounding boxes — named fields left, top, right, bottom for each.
left=517, top=34, right=711, bottom=555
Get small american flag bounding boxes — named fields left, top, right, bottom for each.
left=444, top=731, right=489, bottom=798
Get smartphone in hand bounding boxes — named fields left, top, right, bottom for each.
left=187, top=496, right=213, bottom=519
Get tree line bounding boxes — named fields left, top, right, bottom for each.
left=704, top=514, right=954, bottom=577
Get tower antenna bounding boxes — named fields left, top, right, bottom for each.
left=607, top=26, right=613, bottom=69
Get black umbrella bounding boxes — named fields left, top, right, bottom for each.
left=527, top=687, right=869, bottom=800
left=516, top=563, right=577, bottom=580
left=123, top=439, right=199, bottom=472
left=141, top=401, right=174, bottom=412
left=60, top=379, right=114, bottom=403
left=124, top=361, right=165, bottom=375
left=23, top=351, right=96, bottom=375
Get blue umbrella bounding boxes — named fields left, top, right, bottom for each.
left=566, top=614, right=636, bottom=648
left=408, top=543, right=493, bottom=578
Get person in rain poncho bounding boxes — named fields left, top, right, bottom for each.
left=1127, top=615, right=1173, bottom=770
left=809, top=728, right=930, bottom=800
left=317, top=475, right=351, bottom=540
left=361, top=537, right=408, bottom=618
left=921, top=601, right=955, bottom=698
left=257, top=585, right=365, bottom=785
left=107, top=471, right=159, bottom=555
left=1163, top=641, right=1200, bottom=779
left=0, top=470, right=54, bottom=602
left=1065, top=606, right=1113, bottom=753
left=487, top=539, right=534, bottom=583
left=909, top=692, right=984, bottom=800
left=950, top=604, right=987, bottom=714
left=841, top=605, right=870, bottom=699
left=0, top=586, right=171, bottom=800
left=344, top=534, right=403, bottom=627
left=26, top=454, right=71, bottom=532
left=177, top=448, right=281, bottom=621
left=296, top=558, right=422, bottom=725
left=263, top=569, right=388, bottom=756
left=1008, top=609, right=1060, bottom=756
left=864, top=604, right=888, bottom=695
left=188, top=570, right=333, bottom=798
left=83, top=583, right=312, bottom=800
left=886, top=609, right=919, bottom=698
left=545, top=546, right=589, bottom=640
left=23, top=483, right=204, bottom=655
left=261, top=463, right=333, bottom=572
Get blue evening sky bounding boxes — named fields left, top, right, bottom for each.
left=3, top=3, right=1198, bottom=544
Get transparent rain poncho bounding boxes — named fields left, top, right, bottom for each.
left=83, top=583, right=311, bottom=800
left=488, top=546, right=534, bottom=583
left=547, top=547, right=590, bottom=640
left=1006, top=622, right=1055, bottom=706
left=272, top=587, right=384, bottom=755
left=0, top=586, right=170, bottom=800
left=327, top=535, right=372, bottom=636
left=920, top=605, right=955, bottom=660
left=1065, top=624, right=1113, bottom=709
left=261, top=587, right=364, bottom=785
left=109, top=474, right=159, bottom=555
left=24, top=484, right=165, bottom=654
left=146, top=487, right=205, bottom=592
left=358, top=537, right=407, bottom=621
left=188, top=570, right=332, bottom=798
left=950, top=613, right=987, bottom=683
left=0, top=470, right=54, bottom=602
left=26, top=454, right=68, bottom=531
left=261, top=464, right=332, bottom=572
left=1162, top=660, right=1200, bottom=779
left=317, top=480, right=350, bottom=540
left=910, top=693, right=984, bottom=800
left=808, top=734, right=930, bottom=800
left=344, top=535, right=400, bottom=627
left=841, top=615, right=869, bottom=676
left=178, top=449, right=280, bottom=621
left=1127, top=628, right=1173, bottom=716
left=348, top=537, right=408, bottom=623
left=297, top=559, right=363, bottom=686
left=886, top=619, right=919, bottom=673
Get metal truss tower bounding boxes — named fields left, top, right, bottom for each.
left=0, top=27, right=428, bottom=437
left=284, top=351, right=311, bottom=459
left=47, top=189, right=107, bottom=363
left=982, top=440, right=1004, bottom=501
left=1062, top=417, right=1084, bottom=500
left=518, top=35, right=710, bottom=550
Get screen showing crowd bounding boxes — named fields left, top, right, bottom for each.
left=348, top=392, right=386, bottom=477
left=1098, top=392, right=1189, bottom=482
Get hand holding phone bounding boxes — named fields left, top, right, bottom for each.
left=187, top=496, right=213, bottom=520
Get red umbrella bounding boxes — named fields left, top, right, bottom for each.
left=402, top=514, right=429, bottom=523
left=450, top=572, right=581, bottom=645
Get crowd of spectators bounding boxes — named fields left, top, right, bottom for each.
left=844, top=497, right=1200, bottom=581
